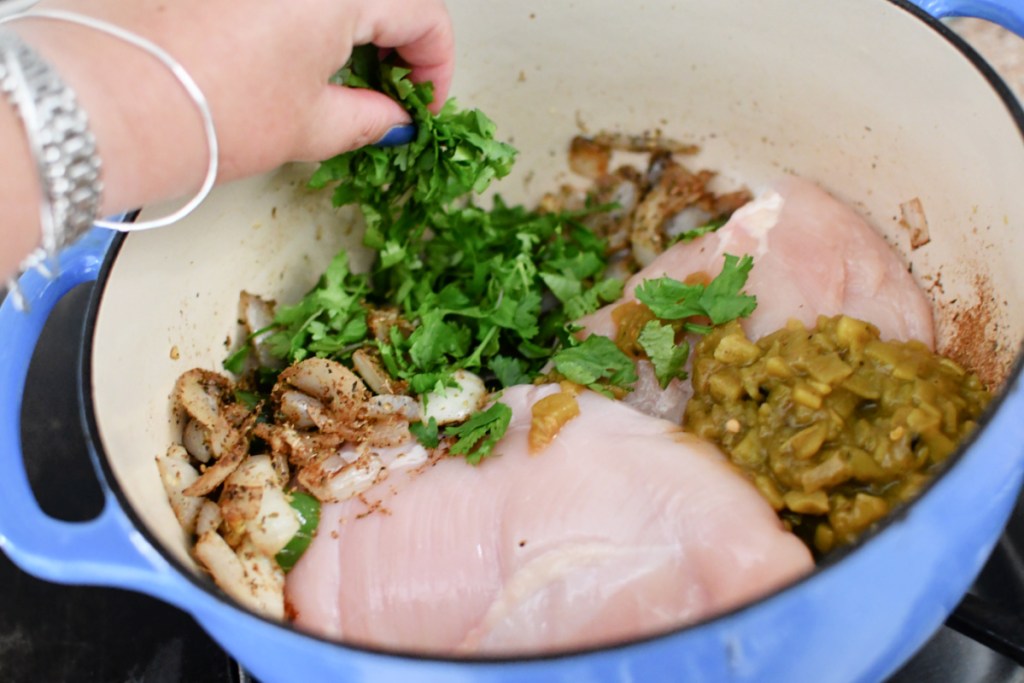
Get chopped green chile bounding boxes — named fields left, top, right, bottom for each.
left=684, top=315, right=991, bottom=554
left=275, top=492, right=322, bottom=572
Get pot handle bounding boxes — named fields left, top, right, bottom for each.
left=0, top=229, right=175, bottom=592
left=910, top=0, right=1024, bottom=38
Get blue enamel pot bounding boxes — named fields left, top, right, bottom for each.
left=3, top=1, right=1024, bottom=681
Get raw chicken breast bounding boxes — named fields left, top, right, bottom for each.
left=286, top=384, right=813, bottom=655
left=581, top=175, right=935, bottom=347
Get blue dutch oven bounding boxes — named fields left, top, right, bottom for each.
left=3, top=1, right=1024, bottom=681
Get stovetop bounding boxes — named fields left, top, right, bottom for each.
left=2, top=282, right=1023, bottom=682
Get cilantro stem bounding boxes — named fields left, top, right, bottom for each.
left=462, top=325, right=499, bottom=370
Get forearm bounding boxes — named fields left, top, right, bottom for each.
left=16, top=18, right=209, bottom=215
left=1, top=17, right=208, bottom=280
left=1, top=0, right=453, bottom=285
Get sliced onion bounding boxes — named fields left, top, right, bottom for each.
left=239, top=291, right=285, bottom=370
left=367, top=394, right=421, bottom=421
left=246, top=486, right=301, bottom=557
left=664, top=205, right=713, bottom=240
left=182, top=418, right=212, bottom=463
left=195, top=500, right=223, bottom=537
left=298, top=450, right=383, bottom=503
left=273, top=358, right=370, bottom=435
left=278, top=390, right=321, bottom=429
left=236, top=539, right=285, bottom=619
left=194, top=532, right=284, bottom=620
left=352, top=348, right=401, bottom=395
left=155, top=444, right=204, bottom=534
left=218, top=455, right=280, bottom=544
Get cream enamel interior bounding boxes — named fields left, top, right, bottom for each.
left=91, top=0, right=1024, bottom=576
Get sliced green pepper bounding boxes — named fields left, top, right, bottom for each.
left=275, top=491, right=321, bottom=572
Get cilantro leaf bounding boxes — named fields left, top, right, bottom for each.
left=551, top=335, right=638, bottom=395
left=312, top=49, right=517, bottom=260
left=563, top=277, right=623, bottom=321
left=223, top=345, right=251, bottom=375
left=299, top=50, right=621, bottom=394
left=637, top=321, right=690, bottom=388
left=634, top=278, right=706, bottom=320
left=447, top=402, right=513, bottom=464
left=701, top=254, right=757, bottom=324
left=266, top=251, right=370, bottom=363
left=245, top=49, right=653, bottom=466
left=407, top=310, right=471, bottom=369
left=635, top=253, right=756, bottom=325
left=669, top=216, right=729, bottom=245
left=489, top=355, right=531, bottom=387
left=540, top=271, right=581, bottom=305
left=409, top=417, right=440, bottom=448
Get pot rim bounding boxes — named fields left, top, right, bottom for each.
left=79, top=0, right=1024, bottom=665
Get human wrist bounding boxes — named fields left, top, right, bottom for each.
left=1, top=27, right=102, bottom=250
left=0, top=92, right=42, bottom=269
left=9, top=17, right=209, bottom=217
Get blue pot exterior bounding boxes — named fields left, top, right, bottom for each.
left=2, top=1, right=1024, bottom=682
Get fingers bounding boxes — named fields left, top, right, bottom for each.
left=302, top=0, right=454, bottom=159
left=298, top=86, right=413, bottom=160
left=392, top=20, right=455, bottom=111
left=356, top=0, right=455, bottom=112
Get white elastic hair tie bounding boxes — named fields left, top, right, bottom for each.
left=0, top=9, right=219, bottom=232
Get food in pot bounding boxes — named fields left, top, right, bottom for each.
left=685, top=315, right=990, bottom=553
left=577, top=175, right=938, bottom=427
left=155, top=58, right=990, bottom=652
left=580, top=176, right=935, bottom=349
left=573, top=173, right=988, bottom=553
left=285, top=383, right=812, bottom=654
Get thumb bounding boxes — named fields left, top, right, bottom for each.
left=298, top=85, right=412, bottom=160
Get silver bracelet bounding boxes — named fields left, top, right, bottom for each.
left=0, top=29, right=101, bottom=250
left=1, top=11, right=219, bottom=309
left=0, top=27, right=101, bottom=309
left=3, top=9, right=220, bottom=233
left=1, top=10, right=218, bottom=309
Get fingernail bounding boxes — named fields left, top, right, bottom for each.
left=374, top=124, right=417, bottom=147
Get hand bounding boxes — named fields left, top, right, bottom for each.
left=9, top=0, right=455, bottom=213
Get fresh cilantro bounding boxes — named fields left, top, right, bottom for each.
left=669, top=216, right=729, bottom=245
left=551, top=335, right=638, bottom=396
left=701, top=254, right=758, bottom=324
left=266, top=251, right=370, bottom=363
left=635, top=253, right=756, bottom=327
left=310, top=46, right=517, bottom=274
left=489, top=355, right=531, bottom=388
left=635, top=280, right=704, bottom=321
left=407, top=309, right=471, bottom=369
left=246, top=49, right=758, bottom=465
left=293, top=51, right=617, bottom=415
left=564, top=277, right=624, bottom=321
left=637, top=321, right=690, bottom=388
left=539, top=272, right=580, bottom=305
left=447, top=402, right=513, bottom=464
left=233, top=389, right=263, bottom=410
left=223, top=345, right=251, bottom=375
left=625, top=254, right=756, bottom=387
left=409, top=417, right=440, bottom=448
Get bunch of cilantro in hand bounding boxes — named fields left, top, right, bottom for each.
left=255, top=48, right=621, bottom=459
left=244, top=47, right=756, bottom=461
